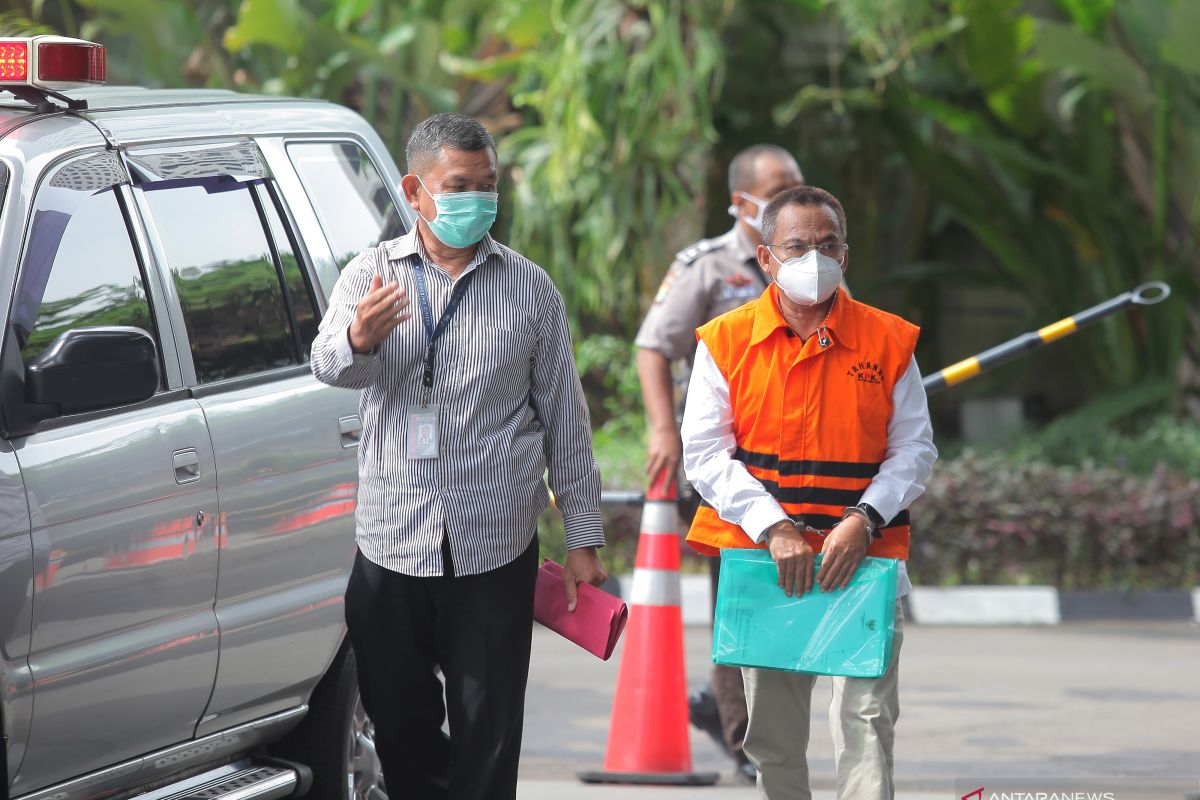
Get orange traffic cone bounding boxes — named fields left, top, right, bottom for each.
left=578, top=473, right=720, bottom=786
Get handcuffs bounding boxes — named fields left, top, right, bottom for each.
left=786, top=503, right=884, bottom=548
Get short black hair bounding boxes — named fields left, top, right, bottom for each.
left=762, top=186, right=848, bottom=243
left=405, top=113, right=496, bottom=176
left=728, top=144, right=801, bottom=194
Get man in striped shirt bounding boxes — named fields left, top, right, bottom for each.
left=312, top=113, right=607, bottom=800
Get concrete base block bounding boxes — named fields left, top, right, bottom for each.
left=908, top=586, right=1061, bottom=625
left=618, top=573, right=711, bottom=626
left=1058, top=589, right=1194, bottom=621
left=681, top=574, right=711, bottom=626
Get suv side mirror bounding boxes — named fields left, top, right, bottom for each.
left=26, top=326, right=159, bottom=415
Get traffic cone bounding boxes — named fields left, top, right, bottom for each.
left=578, top=472, right=720, bottom=786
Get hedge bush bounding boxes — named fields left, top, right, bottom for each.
left=910, top=451, right=1200, bottom=590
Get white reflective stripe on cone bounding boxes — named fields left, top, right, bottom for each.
left=639, top=501, right=679, bottom=535
left=628, top=567, right=683, bottom=607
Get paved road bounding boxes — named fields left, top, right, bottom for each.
left=519, top=621, right=1200, bottom=798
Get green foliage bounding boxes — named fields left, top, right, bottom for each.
left=912, top=449, right=1200, bottom=590
left=503, top=0, right=729, bottom=334
left=224, top=0, right=306, bottom=53
left=573, top=333, right=640, bottom=421
left=920, top=403, right=1200, bottom=589
left=985, top=404, right=1200, bottom=481
left=768, top=0, right=1197, bottom=403
left=76, top=0, right=225, bottom=88
left=537, top=506, right=642, bottom=577
left=591, top=413, right=645, bottom=491
left=573, top=333, right=646, bottom=487
left=0, top=10, right=54, bottom=35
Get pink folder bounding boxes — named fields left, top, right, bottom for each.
left=533, top=559, right=628, bottom=660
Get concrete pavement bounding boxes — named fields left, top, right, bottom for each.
left=519, top=620, right=1200, bottom=798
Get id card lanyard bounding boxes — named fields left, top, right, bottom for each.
left=407, top=258, right=476, bottom=460
left=412, top=257, right=476, bottom=407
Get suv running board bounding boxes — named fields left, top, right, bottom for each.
left=130, top=758, right=311, bottom=800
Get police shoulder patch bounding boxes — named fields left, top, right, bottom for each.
left=674, top=236, right=722, bottom=266
left=653, top=263, right=686, bottom=304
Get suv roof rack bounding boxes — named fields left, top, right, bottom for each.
left=3, top=85, right=88, bottom=112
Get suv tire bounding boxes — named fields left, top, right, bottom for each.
left=275, top=645, right=386, bottom=799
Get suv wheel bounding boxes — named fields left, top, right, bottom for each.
left=347, top=692, right=386, bottom=798
left=275, top=645, right=386, bottom=799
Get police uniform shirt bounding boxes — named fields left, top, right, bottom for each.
left=635, top=225, right=766, bottom=366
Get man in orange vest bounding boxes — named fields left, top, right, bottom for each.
left=635, top=144, right=804, bottom=783
left=680, top=186, right=936, bottom=799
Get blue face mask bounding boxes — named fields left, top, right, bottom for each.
left=415, top=176, right=498, bottom=249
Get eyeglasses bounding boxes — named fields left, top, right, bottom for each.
left=768, top=240, right=848, bottom=262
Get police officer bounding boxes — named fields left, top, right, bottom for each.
left=634, top=144, right=805, bottom=783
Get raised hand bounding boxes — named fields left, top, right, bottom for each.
left=349, top=274, right=410, bottom=353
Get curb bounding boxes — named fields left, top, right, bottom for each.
left=907, top=586, right=1060, bottom=625
left=910, top=587, right=1200, bottom=624
left=618, top=575, right=1200, bottom=626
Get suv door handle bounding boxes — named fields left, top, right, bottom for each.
left=339, top=416, right=362, bottom=449
left=173, top=448, right=201, bottom=484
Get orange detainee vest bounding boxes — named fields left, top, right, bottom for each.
left=686, top=285, right=919, bottom=560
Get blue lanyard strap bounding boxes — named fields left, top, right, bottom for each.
left=411, top=257, right=477, bottom=397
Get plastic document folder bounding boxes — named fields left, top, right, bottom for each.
left=713, top=549, right=898, bottom=678
left=534, top=559, right=628, bottom=660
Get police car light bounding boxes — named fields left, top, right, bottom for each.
left=0, top=36, right=106, bottom=90
left=0, top=42, right=28, bottom=82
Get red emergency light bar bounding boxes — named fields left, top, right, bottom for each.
left=0, top=41, right=28, bottom=82
left=0, top=35, right=106, bottom=92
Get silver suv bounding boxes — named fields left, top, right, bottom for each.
left=1, top=35, right=406, bottom=800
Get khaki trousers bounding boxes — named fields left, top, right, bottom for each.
left=741, top=600, right=904, bottom=800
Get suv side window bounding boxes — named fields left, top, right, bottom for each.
left=13, top=152, right=159, bottom=382
left=141, top=178, right=298, bottom=383
left=287, top=141, right=404, bottom=270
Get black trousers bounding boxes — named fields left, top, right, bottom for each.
left=345, top=534, right=538, bottom=800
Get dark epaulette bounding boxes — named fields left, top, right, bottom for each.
left=674, top=236, right=724, bottom=266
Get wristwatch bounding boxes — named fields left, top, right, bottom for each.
left=842, top=503, right=885, bottom=540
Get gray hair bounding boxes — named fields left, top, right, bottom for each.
left=762, top=186, right=847, bottom=244
left=728, top=144, right=801, bottom=194
left=405, top=113, right=496, bottom=176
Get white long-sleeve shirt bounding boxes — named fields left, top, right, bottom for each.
left=681, top=340, right=937, bottom=596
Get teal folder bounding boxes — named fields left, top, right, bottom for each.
left=712, top=549, right=898, bottom=678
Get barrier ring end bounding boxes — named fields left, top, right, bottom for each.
left=1132, top=281, right=1171, bottom=305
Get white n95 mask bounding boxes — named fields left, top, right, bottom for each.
left=773, top=250, right=842, bottom=306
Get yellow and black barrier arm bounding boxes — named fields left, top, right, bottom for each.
left=922, top=282, right=1172, bottom=395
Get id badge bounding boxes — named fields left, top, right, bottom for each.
left=406, top=404, right=439, bottom=459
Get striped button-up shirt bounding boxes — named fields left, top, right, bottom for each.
left=311, top=228, right=604, bottom=577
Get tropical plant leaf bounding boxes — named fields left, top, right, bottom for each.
left=1161, top=0, right=1200, bottom=76
left=224, top=0, right=308, bottom=53
left=1033, top=19, right=1149, bottom=113
left=439, top=50, right=523, bottom=81
left=332, top=0, right=373, bottom=32
left=1050, top=0, right=1113, bottom=34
